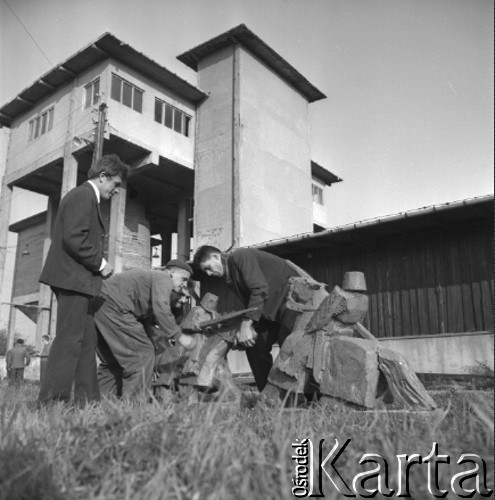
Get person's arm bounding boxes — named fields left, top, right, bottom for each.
left=60, top=189, right=104, bottom=272
left=6, top=350, right=12, bottom=370
left=150, top=273, right=195, bottom=350
left=151, top=274, right=183, bottom=340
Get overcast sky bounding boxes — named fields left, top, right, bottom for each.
left=0, top=0, right=493, bottom=227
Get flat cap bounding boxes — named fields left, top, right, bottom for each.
left=165, top=259, right=193, bottom=275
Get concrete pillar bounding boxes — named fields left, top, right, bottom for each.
left=0, top=183, right=13, bottom=317
left=61, top=154, right=78, bottom=199
left=108, top=180, right=127, bottom=273
left=35, top=197, right=57, bottom=349
left=177, top=198, right=192, bottom=262
left=160, top=232, right=172, bottom=266
left=6, top=303, right=16, bottom=351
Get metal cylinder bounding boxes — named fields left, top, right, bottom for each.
left=342, top=271, right=367, bottom=292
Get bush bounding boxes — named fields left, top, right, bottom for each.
left=0, top=328, right=7, bottom=356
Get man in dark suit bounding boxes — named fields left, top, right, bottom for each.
left=192, top=246, right=301, bottom=391
left=38, top=154, right=128, bottom=406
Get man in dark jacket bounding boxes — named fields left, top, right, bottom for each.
left=6, top=338, right=31, bottom=386
left=192, top=246, right=301, bottom=391
left=38, top=154, right=128, bottom=406
left=95, top=260, right=196, bottom=398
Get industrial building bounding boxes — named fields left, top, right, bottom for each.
left=0, top=25, right=340, bottom=348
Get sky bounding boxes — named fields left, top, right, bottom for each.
left=0, top=0, right=493, bottom=227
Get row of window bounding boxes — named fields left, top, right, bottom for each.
left=28, top=107, right=54, bottom=141
left=83, top=74, right=192, bottom=137
left=154, top=98, right=191, bottom=137
left=28, top=74, right=192, bottom=142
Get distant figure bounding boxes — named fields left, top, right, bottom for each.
left=6, top=339, right=31, bottom=386
left=39, top=335, right=52, bottom=383
left=38, top=154, right=129, bottom=406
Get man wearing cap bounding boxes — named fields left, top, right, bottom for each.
left=94, top=260, right=196, bottom=398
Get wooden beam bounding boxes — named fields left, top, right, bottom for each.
left=35, top=197, right=57, bottom=348
left=59, top=65, right=76, bottom=77
left=39, top=78, right=56, bottom=90
left=16, top=96, right=35, bottom=105
left=108, top=180, right=127, bottom=272
left=61, top=82, right=78, bottom=198
left=0, top=184, right=13, bottom=328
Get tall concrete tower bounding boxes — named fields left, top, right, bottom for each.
left=178, top=25, right=326, bottom=249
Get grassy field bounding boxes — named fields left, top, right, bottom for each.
left=0, top=380, right=492, bottom=500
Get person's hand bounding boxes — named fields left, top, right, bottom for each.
left=236, top=320, right=257, bottom=348
left=100, top=262, right=114, bottom=279
left=177, top=333, right=197, bottom=351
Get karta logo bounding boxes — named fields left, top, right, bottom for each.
left=291, top=438, right=493, bottom=498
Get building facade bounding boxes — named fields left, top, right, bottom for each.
left=0, top=25, right=338, bottom=348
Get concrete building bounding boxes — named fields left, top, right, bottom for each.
left=0, top=25, right=340, bottom=348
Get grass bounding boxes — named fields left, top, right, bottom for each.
left=0, top=380, right=493, bottom=500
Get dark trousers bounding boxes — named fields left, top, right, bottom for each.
left=95, top=297, right=155, bottom=398
left=38, top=289, right=100, bottom=405
left=39, top=358, right=48, bottom=383
left=8, top=368, right=25, bottom=386
left=246, top=308, right=298, bottom=391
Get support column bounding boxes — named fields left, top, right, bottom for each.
left=61, top=155, right=78, bottom=198
left=6, top=304, right=16, bottom=351
left=108, top=180, right=127, bottom=273
left=177, top=198, right=192, bottom=262
left=35, top=197, right=57, bottom=349
left=0, top=183, right=13, bottom=320
left=160, top=232, right=172, bottom=266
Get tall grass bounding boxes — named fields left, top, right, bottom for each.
left=0, top=381, right=492, bottom=499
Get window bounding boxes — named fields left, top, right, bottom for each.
left=111, top=74, right=143, bottom=113
left=312, top=183, right=324, bottom=205
left=28, top=107, right=54, bottom=141
left=84, top=78, right=100, bottom=108
left=154, top=98, right=192, bottom=137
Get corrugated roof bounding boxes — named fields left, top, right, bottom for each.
left=254, top=194, right=494, bottom=254
left=0, top=33, right=207, bottom=128
left=177, top=24, right=326, bottom=103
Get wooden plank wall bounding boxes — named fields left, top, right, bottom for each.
left=288, top=222, right=493, bottom=338
left=12, top=222, right=45, bottom=297
left=199, top=219, right=493, bottom=338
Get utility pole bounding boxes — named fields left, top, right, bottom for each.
left=92, top=102, right=107, bottom=167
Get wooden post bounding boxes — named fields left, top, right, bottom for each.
left=6, top=303, right=16, bottom=351
left=35, top=197, right=57, bottom=349
left=177, top=198, right=192, bottom=262
left=108, top=180, right=127, bottom=273
left=160, top=232, right=172, bottom=266
left=0, top=183, right=13, bottom=317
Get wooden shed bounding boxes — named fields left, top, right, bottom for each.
left=201, top=195, right=493, bottom=339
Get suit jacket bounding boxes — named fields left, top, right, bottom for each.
left=40, top=182, right=105, bottom=297
left=225, top=248, right=299, bottom=323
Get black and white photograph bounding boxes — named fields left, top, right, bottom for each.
left=0, top=0, right=493, bottom=498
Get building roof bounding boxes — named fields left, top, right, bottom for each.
left=177, top=24, right=326, bottom=103
left=254, top=194, right=494, bottom=256
left=9, top=211, right=47, bottom=233
left=0, top=33, right=207, bottom=128
left=311, top=161, right=343, bottom=185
